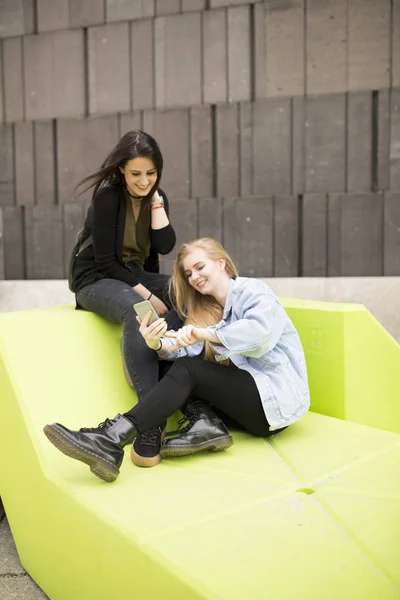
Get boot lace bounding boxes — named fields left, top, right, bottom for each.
left=139, top=428, right=161, bottom=447
left=166, top=402, right=201, bottom=437
left=79, top=418, right=114, bottom=433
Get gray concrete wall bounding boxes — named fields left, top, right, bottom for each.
left=1, top=278, right=399, bottom=344
left=0, top=1, right=400, bottom=280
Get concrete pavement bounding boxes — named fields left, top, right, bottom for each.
left=0, top=508, right=48, bottom=600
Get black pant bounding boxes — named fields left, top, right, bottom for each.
left=75, top=273, right=181, bottom=402
left=126, top=357, right=273, bottom=437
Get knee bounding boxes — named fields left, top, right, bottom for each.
left=173, top=357, right=200, bottom=382
left=174, top=356, right=191, bottom=370
left=121, top=304, right=140, bottom=327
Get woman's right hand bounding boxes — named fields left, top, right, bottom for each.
left=150, top=294, right=168, bottom=317
left=136, top=311, right=168, bottom=351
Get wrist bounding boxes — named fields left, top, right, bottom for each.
left=148, top=339, right=162, bottom=352
left=151, top=194, right=164, bottom=208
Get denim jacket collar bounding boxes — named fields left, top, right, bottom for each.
left=222, top=278, right=237, bottom=320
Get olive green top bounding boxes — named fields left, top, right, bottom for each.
left=122, top=192, right=151, bottom=268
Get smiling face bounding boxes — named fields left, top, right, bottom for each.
left=183, top=248, right=226, bottom=296
left=119, top=156, right=157, bottom=197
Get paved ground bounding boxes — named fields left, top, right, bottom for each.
left=0, top=500, right=48, bottom=600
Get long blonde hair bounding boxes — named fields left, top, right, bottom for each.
left=169, top=238, right=238, bottom=362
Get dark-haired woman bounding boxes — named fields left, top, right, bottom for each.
left=68, top=129, right=179, bottom=468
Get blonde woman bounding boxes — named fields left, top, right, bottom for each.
left=44, top=239, right=310, bottom=483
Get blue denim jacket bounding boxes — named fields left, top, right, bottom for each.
left=159, top=277, right=310, bottom=431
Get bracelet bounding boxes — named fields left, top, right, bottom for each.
left=151, top=195, right=164, bottom=208
left=147, top=293, right=153, bottom=300
left=151, top=204, right=164, bottom=211
left=157, top=339, right=163, bottom=352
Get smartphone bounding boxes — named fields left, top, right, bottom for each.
left=133, top=300, right=159, bottom=325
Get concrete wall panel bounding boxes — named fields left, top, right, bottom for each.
left=37, top=0, right=69, bottom=33
left=348, top=0, right=390, bottom=91
left=155, top=13, right=201, bottom=108
left=131, top=19, right=154, bottom=109
left=24, top=30, right=85, bottom=120
left=263, top=0, right=305, bottom=97
left=203, top=9, right=227, bottom=105
left=0, top=125, right=14, bottom=206
left=35, top=121, right=56, bottom=205
left=70, top=0, right=105, bottom=27
left=227, top=6, right=251, bottom=102
left=305, top=94, right=346, bottom=193
left=3, top=37, right=24, bottom=123
left=14, top=121, right=34, bottom=206
left=88, top=23, right=130, bottom=115
left=306, top=0, right=347, bottom=95
left=57, top=115, right=119, bottom=204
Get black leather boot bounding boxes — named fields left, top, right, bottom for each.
left=161, top=400, right=234, bottom=458
left=43, top=414, right=137, bottom=483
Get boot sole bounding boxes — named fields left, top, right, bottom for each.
left=130, top=427, right=166, bottom=468
left=160, top=435, right=234, bottom=458
left=43, top=425, right=120, bottom=483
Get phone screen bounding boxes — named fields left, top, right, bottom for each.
left=133, top=300, right=159, bottom=324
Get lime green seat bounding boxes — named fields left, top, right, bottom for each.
left=283, top=299, right=400, bottom=434
left=0, top=303, right=399, bottom=599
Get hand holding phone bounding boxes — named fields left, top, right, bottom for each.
left=133, top=300, right=167, bottom=351
left=133, top=300, right=159, bottom=324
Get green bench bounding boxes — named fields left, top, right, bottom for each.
left=0, top=301, right=399, bottom=599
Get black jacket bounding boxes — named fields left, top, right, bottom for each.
left=70, top=185, right=176, bottom=293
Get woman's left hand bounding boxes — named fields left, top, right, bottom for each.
left=165, top=325, right=205, bottom=351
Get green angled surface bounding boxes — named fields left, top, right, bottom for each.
left=282, top=298, right=400, bottom=433
left=0, top=303, right=399, bottom=599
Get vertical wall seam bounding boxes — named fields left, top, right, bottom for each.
left=324, top=192, right=328, bottom=276
left=272, top=194, right=276, bottom=276
left=371, top=90, right=379, bottom=192
left=32, top=121, right=37, bottom=205
left=200, top=10, right=204, bottom=105
left=237, top=103, right=241, bottom=197
left=290, top=97, right=294, bottom=196
left=128, top=22, right=133, bottom=111
left=83, top=27, right=89, bottom=117
left=11, top=123, right=16, bottom=206
left=344, top=91, right=349, bottom=193
left=0, top=41, right=5, bottom=123
left=188, top=108, right=193, bottom=198
left=303, top=0, right=307, bottom=96
left=389, top=0, right=394, bottom=89
left=52, top=119, right=59, bottom=205
left=249, top=3, right=255, bottom=103
left=20, top=37, right=27, bottom=121
left=345, top=0, right=349, bottom=92
left=33, top=0, right=38, bottom=34
left=298, top=194, right=303, bottom=276
left=151, top=15, right=156, bottom=109
left=211, top=104, right=217, bottom=198
left=225, top=8, right=229, bottom=103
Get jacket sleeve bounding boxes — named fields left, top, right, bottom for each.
left=149, top=190, right=176, bottom=255
left=208, top=283, right=285, bottom=360
left=157, top=336, right=204, bottom=361
left=92, top=187, right=141, bottom=287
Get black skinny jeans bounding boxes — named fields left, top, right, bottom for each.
left=75, top=271, right=181, bottom=403
left=125, top=357, right=274, bottom=437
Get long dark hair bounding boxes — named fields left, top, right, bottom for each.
left=75, top=130, right=163, bottom=202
